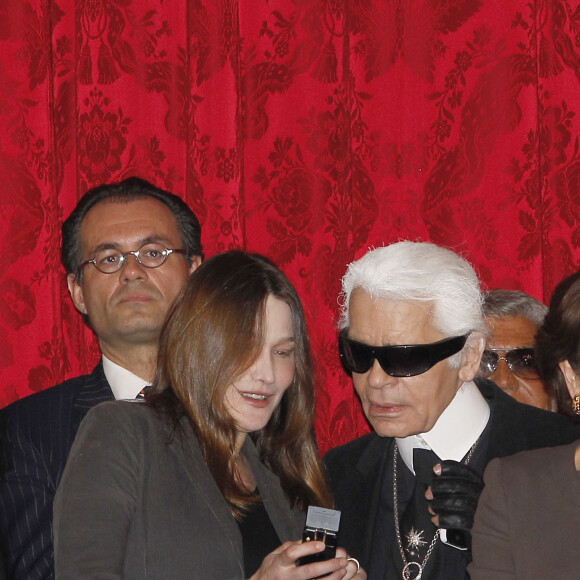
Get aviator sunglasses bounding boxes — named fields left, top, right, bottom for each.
left=478, top=348, right=539, bottom=379
left=338, top=331, right=469, bottom=377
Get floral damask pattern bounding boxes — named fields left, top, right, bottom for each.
left=2, top=0, right=580, bottom=453
left=254, top=136, right=333, bottom=264
left=351, top=0, right=484, bottom=84
left=78, top=89, right=130, bottom=183
left=0, top=153, right=44, bottom=273
left=0, top=279, right=36, bottom=331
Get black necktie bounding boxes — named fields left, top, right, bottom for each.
left=400, top=448, right=439, bottom=563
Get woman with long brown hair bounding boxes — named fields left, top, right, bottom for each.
left=53, top=251, right=364, bottom=580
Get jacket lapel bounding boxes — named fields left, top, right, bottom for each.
left=361, top=436, right=394, bottom=565
left=244, top=437, right=303, bottom=542
left=73, top=363, right=114, bottom=410
left=476, top=378, right=529, bottom=461
left=166, top=424, right=307, bottom=570
left=166, top=418, right=245, bottom=572
left=71, top=362, right=114, bottom=437
left=548, top=441, right=580, bottom=509
left=344, top=434, right=393, bottom=566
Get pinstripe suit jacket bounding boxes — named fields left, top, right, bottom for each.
left=0, top=364, right=113, bottom=580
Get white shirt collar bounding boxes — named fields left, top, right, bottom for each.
left=396, top=380, right=490, bottom=474
left=102, top=355, right=150, bottom=400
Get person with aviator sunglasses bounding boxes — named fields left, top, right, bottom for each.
left=324, top=241, right=580, bottom=580
left=478, top=289, right=555, bottom=411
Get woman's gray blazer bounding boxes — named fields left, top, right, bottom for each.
left=53, top=400, right=304, bottom=579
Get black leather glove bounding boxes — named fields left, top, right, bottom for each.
left=429, top=460, right=484, bottom=550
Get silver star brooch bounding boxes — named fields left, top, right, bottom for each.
left=405, top=527, right=428, bottom=553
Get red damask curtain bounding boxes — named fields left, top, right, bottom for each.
left=1, top=0, right=580, bottom=454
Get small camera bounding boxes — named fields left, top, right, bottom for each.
left=297, top=506, right=341, bottom=570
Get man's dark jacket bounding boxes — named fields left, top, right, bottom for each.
left=324, top=379, right=580, bottom=579
left=0, top=364, right=113, bottom=580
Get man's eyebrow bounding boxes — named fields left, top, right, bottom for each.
left=136, top=235, right=175, bottom=246
left=89, top=242, right=121, bottom=254
left=88, top=236, right=174, bottom=254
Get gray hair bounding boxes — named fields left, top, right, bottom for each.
left=483, top=289, right=547, bottom=327
left=339, top=242, right=487, bottom=346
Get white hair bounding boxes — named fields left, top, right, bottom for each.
left=339, top=242, right=487, bottom=366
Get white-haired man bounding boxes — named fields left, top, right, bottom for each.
left=324, top=241, right=579, bottom=580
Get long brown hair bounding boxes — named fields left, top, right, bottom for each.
left=149, top=250, right=332, bottom=516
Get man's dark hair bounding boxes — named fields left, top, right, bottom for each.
left=62, top=177, right=203, bottom=279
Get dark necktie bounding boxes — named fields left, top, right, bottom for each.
left=398, top=448, right=439, bottom=571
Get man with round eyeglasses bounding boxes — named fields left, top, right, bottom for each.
left=479, top=289, right=555, bottom=411
left=0, top=177, right=203, bottom=580
left=324, top=241, right=579, bottom=580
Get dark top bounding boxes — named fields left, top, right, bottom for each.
left=237, top=490, right=282, bottom=577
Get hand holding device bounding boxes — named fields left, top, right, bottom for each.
left=297, top=506, right=341, bottom=567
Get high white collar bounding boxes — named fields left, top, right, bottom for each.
left=396, top=380, right=490, bottom=474
left=102, top=355, right=150, bottom=401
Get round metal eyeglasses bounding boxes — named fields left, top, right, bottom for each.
left=79, top=242, right=187, bottom=274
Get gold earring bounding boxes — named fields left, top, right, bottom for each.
left=573, top=395, right=580, bottom=415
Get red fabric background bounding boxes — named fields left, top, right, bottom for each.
left=2, top=0, right=580, bottom=454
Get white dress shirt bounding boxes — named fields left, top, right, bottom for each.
left=102, top=355, right=150, bottom=400
left=396, top=380, right=490, bottom=474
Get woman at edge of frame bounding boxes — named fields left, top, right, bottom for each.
left=468, top=270, right=580, bottom=580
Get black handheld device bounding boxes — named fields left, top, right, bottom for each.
left=297, top=506, right=341, bottom=569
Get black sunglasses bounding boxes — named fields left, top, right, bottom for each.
left=479, top=348, right=539, bottom=380
left=338, top=332, right=469, bottom=377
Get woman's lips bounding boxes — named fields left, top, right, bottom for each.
left=240, top=391, right=271, bottom=408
